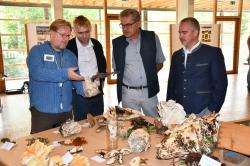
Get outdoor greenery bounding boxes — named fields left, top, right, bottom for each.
left=0, top=7, right=99, bottom=78
left=0, top=6, right=48, bottom=49
left=64, top=8, right=99, bottom=23
left=0, top=6, right=49, bottom=78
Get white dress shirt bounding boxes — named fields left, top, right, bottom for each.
left=76, top=38, right=98, bottom=78
left=183, top=41, right=201, bottom=68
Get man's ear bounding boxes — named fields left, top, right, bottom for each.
left=137, top=21, right=141, bottom=28
left=193, top=30, right=199, bottom=37
left=194, top=30, right=199, bottom=37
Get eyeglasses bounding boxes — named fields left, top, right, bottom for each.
left=55, top=31, right=72, bottom=39
left=119, top=21, right=137, bottom=29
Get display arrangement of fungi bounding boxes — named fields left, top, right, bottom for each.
left=1, top=100, right=222, bottom=166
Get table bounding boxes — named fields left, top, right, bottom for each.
left=0, top=118, right=249, bottom=166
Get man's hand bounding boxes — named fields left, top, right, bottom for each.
left=156, top=63, right=163, bottom=72
left=68, top=67, right=85, bottom=81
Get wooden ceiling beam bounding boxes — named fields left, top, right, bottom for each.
left=107, top=0, right=141, bottom=11
left=144, top=0, right=175, bottom=9
left=1, top=0, right=250, bottom=11
left=0, top=1, right=50, bottom=7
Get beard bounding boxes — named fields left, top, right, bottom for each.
left=78, top=38, right=89, bottom=45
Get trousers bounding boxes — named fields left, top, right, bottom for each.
left=30, top=107, right=72, bottom=134
left=121, top=86, right=159, bottom=118
left=72, top=90, right=104, bottom=121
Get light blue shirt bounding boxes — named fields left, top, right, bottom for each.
left=112, top=32, right=165, bottom=86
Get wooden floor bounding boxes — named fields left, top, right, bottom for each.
left=0, top=69, right=250, bottom=140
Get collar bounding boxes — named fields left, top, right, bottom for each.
left=183, top=41, right=201, bottom=54
left=76, top=38, right=93, bottom=48
left=126, top=30, right=141, bottom=43
left=45, top=41, right=63, bottom=53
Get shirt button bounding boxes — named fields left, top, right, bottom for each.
left=184, top=87, right=186, bottom=90
left=184, top=79, right=187, bottom=82
left=184, top=95, right=186, bottom=98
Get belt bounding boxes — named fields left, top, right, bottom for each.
left=122, top=83, right=148, bottom=90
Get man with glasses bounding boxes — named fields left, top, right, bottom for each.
left=112, top=8, right=165, bottom=118
left=27, top=19, right=85, bottom=133
left=67, top=15, right=106, bottom=121
left=167, top=17, right=228, bottom=116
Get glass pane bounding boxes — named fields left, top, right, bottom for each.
left=218, top=21, right=236, bottom=71
left=194, top=12, right=213, bottom=24
left=239, top=3, right=250, bottom=72
left=216, top=0, right=240, bottom=16
left=0, top=6, right=49, bottom=90
left=109, top=20, right=122, bottom=80
left=147, top=11, right=176, bottom=22
left=3, top=50, right=27, bottom=78
left=147, top=10, right=176, bottom=69
left=107, top=9, right=122, bottom=14
left=63, top=8, right=99, bottom=22
left=1, top=34, right=28, bottom=89
left=147, top=22, right=170, bottom=33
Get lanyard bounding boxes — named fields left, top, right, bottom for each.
left=55, top=54, right=63, bottom=69
left=49, top=43, right=64, bottom=69
left=50, top=43, right=64, bottom=106
left=54, top=51, right=64, bottom=70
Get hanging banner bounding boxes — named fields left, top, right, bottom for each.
left=25, top=24, right=50, bottom=53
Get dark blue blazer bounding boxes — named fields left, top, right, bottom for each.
left=166, top=43, right=228, bottom=114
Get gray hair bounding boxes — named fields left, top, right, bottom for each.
left=180, top=17, right=200, bottom=32
left=120, top=8, right=140, bottom=22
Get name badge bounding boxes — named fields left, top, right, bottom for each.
left=44, top=54, right=54, bottom=62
